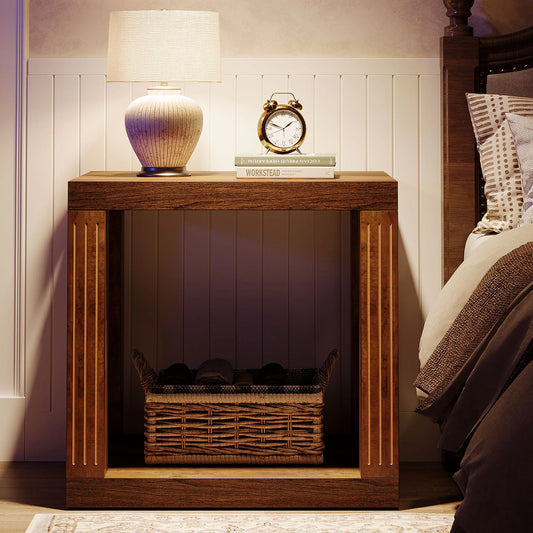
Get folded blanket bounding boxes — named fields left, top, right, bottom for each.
left=194, top=358, right=233, bottom=385
left=422, top=282, right=533, bottom=450
left=415, top=241, right=533, bottom=413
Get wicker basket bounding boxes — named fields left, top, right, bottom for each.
left=132, top=349, right=339, bottom=465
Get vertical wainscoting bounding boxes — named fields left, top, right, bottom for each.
left=0, top=0, right=25, bottom=462
left=122, top=209, right=351, bottom=435
left=24, top=57, right=441, bottom=460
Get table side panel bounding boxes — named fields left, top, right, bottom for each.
left=359, top=210, right=399, bottom=479
left=66, top=210, right=107, bottom=478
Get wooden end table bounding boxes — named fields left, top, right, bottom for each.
left=66, top=171, right=398, bottom=508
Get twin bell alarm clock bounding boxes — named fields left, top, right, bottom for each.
left=257, top=92, right=306, bottom=154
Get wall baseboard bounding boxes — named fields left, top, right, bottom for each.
left=0, top=397, right=25, bottom=461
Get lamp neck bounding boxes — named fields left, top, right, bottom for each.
left=147, top=83, right=182, bottom=95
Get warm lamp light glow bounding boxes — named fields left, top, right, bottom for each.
left=106, top=10, right=221, bottom=177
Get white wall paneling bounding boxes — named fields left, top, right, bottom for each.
left=0, top=1, right=18, bottom=397
left=19, top=57, right=442, bottom=460
left=0, top=0, right=26, bottom=461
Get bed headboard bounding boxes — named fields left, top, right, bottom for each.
left=441, top=0, right=533, bottom=281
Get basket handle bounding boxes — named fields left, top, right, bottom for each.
left=132, top=350, right=158, bottom=393
left=318, top=349, right=340, bottom=393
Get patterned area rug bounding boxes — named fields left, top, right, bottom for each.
left=26, top=511, right=455, bottom=532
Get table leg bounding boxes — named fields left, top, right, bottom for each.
left=358, top=210, right=399, bottom=479
left=66, top=210, right=107, bottom=478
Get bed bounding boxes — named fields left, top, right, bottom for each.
left=414, top=1, right=533, bottom=532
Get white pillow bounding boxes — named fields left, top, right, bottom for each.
left=506, top=112, right=533, bottom=226
left=418, top=223, right=533, bottom=369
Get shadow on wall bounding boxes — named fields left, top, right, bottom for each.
left=474, top=0, right=533, bottom=35
left=397, top=230, right=424, bottom=411
left=23, top=211, right=68, bottom=461
left=397, top=231, right=441, bottom=462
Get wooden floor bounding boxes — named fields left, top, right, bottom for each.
left=0, top=462, right=462, bottom=533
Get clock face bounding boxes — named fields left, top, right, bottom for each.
left=260, top=106, right=306, bottom=153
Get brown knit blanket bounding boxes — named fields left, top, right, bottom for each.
left=415, top=242, right=533, bottom=412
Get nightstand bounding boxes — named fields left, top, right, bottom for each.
left=66, top=171, right=398, bottom=508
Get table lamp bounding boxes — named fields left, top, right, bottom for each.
left=107, top=10, right=221, bottom=177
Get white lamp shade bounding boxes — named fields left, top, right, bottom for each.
left=107, top=10, right=221, bottom=83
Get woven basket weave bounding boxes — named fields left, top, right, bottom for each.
left=132, top=349, right=339, bottom=465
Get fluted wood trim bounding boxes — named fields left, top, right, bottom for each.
left=67, top=211, right=107, bottom=478
left=358, top=211, right=398, bottom=478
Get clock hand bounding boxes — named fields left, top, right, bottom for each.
left=268, top=125, right=290, bottom=136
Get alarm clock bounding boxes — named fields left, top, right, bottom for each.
left=257, top=93, right=306, bottom=154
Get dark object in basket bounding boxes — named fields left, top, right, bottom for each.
left=194, top=357, right=233, bottom=385
left=256, top=362, right=287, bottom=385
left=132, top=349, right=339, bottom=465
left=158, top=362, right=193, bottom=386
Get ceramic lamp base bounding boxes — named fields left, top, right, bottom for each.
left=125, top=86, right=203, bottom=177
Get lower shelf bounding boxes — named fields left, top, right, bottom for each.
left=67, top=434, right=397, bottom=509
left=105, top=466, right=362, bottom=479
left=66, top=472, right=398, bottom=509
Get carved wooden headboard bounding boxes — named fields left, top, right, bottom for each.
left=441, top=0, right=533, bottom=281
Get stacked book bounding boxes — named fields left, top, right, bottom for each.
left=234, top=153, right=336, bottom=178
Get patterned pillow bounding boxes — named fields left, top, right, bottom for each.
left=506, top=113, right=533, bottom=226
left=466, top=93, right=533, bottom=233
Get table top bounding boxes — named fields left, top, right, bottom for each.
left=68, top=171, right=397, bottom=211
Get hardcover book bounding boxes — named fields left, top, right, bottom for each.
left=236, top=166, right=335, bottom=179
left=235, top=153, right=336, bottom=167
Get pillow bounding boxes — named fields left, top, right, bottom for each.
left=417, top=223, right=533, bottom=370
left=506, top=112, right=533, bottom=226
left=466, top=93, right=533, bottom=233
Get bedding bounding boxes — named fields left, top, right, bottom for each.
left=416, top=225, right=533, bottom=533
left=466, top=93, right=533, bottom=234
left=450, top=355, right=533, bottom=533
left=463, top=232, right=494, bottom=259
left=418, top=223, right=533, bottom=370
left=437, top=7, right=533, bottom=532
left=416, top=233, right=533, bottom=533
left=415, top=238, right=533, bottom=412
left=437, top=285, right=533, bottom=453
